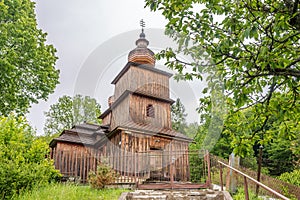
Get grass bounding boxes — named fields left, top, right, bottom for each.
left=14, top=183, right=130, bottom=200
left=232, top=187, right=264, bottom=200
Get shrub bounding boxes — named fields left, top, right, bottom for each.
left=88, top=162, right=119, bottom=189
left=0, top=115, right=61, bottom=199
left=278, top=169, right=300, bottom=186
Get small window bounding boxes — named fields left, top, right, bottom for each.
left=146, top=104, right=155, bottom=118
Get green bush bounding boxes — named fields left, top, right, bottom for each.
left=88, top=162, right=119, bottom=189
left=278, top=169, right=300, bottom=186
left=0, top=115, right=61, bottom=199
left=276, top=169, right=300, bottom=199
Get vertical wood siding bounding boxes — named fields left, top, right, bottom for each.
left=102, top=112, right=111, bottom=125
left=129, top=94, right=172, bottom=129
left=105, top=130, right=190, bottom=182
left=114, top=66, right=170, bottom=100
left=110, top=96, right=130, bottom=129
left=51, top=142, right=101, bottom=183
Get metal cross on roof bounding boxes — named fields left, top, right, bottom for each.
left=140, top=19, right=145, bottom=33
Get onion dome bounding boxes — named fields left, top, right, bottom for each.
left=128, top=31, right=156, bottom=66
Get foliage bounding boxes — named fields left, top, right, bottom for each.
left=14, top=183, right=129, bottom=200
left=278, top=169, right=300, bottom=186
left=240, top=155, right=258, bottom=171
left=0, top=0, right=59, bottom=116
left=0, top=115, right=61, bottom=199
left=188, top=152, right=206, bottom=182
left=262, top=138, right=297, bottom=176
left=145, top=0, right=300, bottom=157
left=88, top=162, right=119, bottom=189
left=210, top=133, right=232, bottom=159
left=232, top=187, right=263, bottom=200
left=183, top=122, right=199, bottom=139
left=223, top=92, right=300, bottom=157
left=44, top=94, right=101, bottom=136
left=171, top=98, right=188, bottom=134
left=189, top=110, right=232, bottom=159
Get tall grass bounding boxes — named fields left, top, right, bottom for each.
left=14, top=183, right=129, bottom=200
left=232, top=187, right=264, bottom=200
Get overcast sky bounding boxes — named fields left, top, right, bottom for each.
left=28, top=0, right=203, bottom=135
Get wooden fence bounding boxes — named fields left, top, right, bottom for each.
left=209, top=154, right=300, bottom=199
left=218, top=161, right=289, bottom=200
left=52, top=150, right=101, bottom=182
left=51, top=149, right=211, bottom=189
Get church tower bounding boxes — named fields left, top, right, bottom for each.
left=100, top=25, right=175, bottom=131
left=98, top=22, right=191, bottom=182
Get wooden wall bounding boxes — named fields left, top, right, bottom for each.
left=114, top=66, right=170, bottom=100
left=129, top=94, right=172, bottom=129
left=51, top=142, right=103, bottom=182
left=101, top=111, right=111, bottom=125
left=110, top=96, right=130, bottom=130
left=51, top=132, right=190, bottom=183
left=105, top=130, right=190, bottom=182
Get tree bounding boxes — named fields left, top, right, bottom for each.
left=44, top=94, right=101, bottom=136
left=262, top=136, right=298, bottom=176
left=0, top=115, right=61, bottom=199
left=171, top=98, right=188, bottom=133
left=0, top=0, right=59, bottom=116
left=145, top=0, right=300, bottom=156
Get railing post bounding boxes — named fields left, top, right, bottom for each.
left=244, top=176, right=249, bottom=200
left=171, top=155, right=175, bottom=189
left=219, top=163, right=224, bottom=191
left=206, top=150, right=211, bottom=187
left=218, top=160, right=289, bottom=200
left=134, top=151, right=136, bottom=186
left=256, top=145, right=263, bottom=196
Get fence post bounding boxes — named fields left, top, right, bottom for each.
left=206, top=150, right=211, bottom=187
left=227, top=153, right=239, bottom=193
left=171, top=155, right=175, bottom=189
left=244, top=176, right=249, bottom=200
left=219, top=163, right=224, bottom=191
left=256, top=145, right=263, bottom=196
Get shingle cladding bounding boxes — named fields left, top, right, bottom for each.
left=118, top=121, right=192, bottom=142
left=49, top=123, right=107, bottom=147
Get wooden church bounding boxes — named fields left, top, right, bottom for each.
left=50, top=26, right=193, bottom=184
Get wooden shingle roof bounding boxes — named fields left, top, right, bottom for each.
left=117, top=121, right=192, bottom=142
left=49, top=123, right=108, bottom=147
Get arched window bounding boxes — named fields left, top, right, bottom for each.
left=146, top=104, right=155, bottom=118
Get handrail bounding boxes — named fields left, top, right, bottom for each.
left=218, top=160, right=289, bottom=200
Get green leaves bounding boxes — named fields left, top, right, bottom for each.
left=43, top=95, right=102, bottom=136
left=0, top=0, right=59, bottom=116
left=278, top=169, right=300, bottom=187
left=145, top=0, right=300, bottom=159
left=171, top=98, right=188, bottom=134
left=0, top=115, right=61, bottom=199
